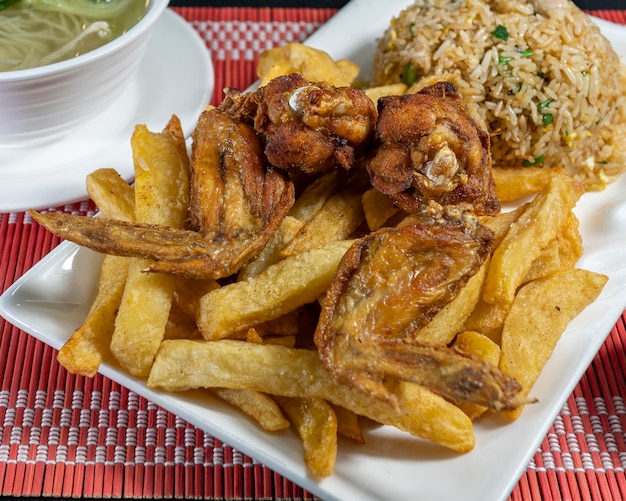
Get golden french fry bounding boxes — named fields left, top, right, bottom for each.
left=238, top=216, right=304, bottom=281
left=461, top=298, right=510, bottom=344
left=478, top=203, right=528, bottom=248
left=231, top=312, right=300, bottom=341
left=482, top=174, right=584, bottom=306
left=492, top=167, right=565, bottom=202
left=148, top=339, right=475, bottom=452
left=522, top=239, right=561, bottom=284
left=197, top=240, right=354, bottom=340
left=163, top=302, right=200, bottom=340
left=263, top=335, right=297, bottom=348
left=257, top=43, right=359, bottom=87
left=212, top=388, right=290, bottom=432
left=558, top=212, right=584, bottom=269
left=414, top=261, right=488, bottom=345
left=172, top=276, right=221, bottom=320
left=57, top=165, right=136, bottom=376
left=280, top=176, right=366, bottom=258
left=288, top=171, right=340, bottom=223
left=364, top=83, right=408, bottom=104
left=274, top=396, right=337, bottom=477
left=406, top=73, right=458, bottom=94
left=111, top=116, right=191, bottom=376
left=86, top=168, right=135, bottom=221
left=500, top=269, right=608, bottom=420
left=362, top=188, right=400, bottom=231
left=56, top=255, right=129, bottom=376
left=331, top=404, right=364, bottom=444
left=452, top=331, right=501, bottom=420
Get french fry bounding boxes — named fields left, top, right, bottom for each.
left=482, top=174, right=584, bottom=306
left=197, top=240, right=354, bottom=340
left=492, top=166, right=564, bottom=202
left=56, top=255, right=129, bottom=376
left=86, top=168, right=135, bottom=221
left=362, top=188, right=400, bottom=231
left=148, top=339, right=476, bottom=452
left=478, top=202, right=528, bottom=248
left=212, top=388, right=290, bottom=432
left=452, top=331, right=501, bottom=420
left=172, top=276, right=221, bottom=321
left=288, top=170, right=340, bottom=223
left=364, top=83, right=408, bottom=104
left=274, top=396, right=338, bottom=477
left=331, top=404, right=364, bottom=444
left=499, top=269, right=608, bottom=420
left=56, top=167, right=135, bottom=376
left=461, top=298, right=510, bottom=344
left=257, top=43, right=359, bottom=87
left=237, top=216, right=304, bottom=281
left=414, top=260, right=488, bottom=345
left=522, top=239, right=561, bottom=283
left=111, top=116, right=191, bottom=376
left=163, top=302, right=201, bottom=340
left=279, top=176, right=366, bottom=258
left=558, top=212, right=584, bottom=269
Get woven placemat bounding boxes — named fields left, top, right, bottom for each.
left=1, top=7, right=626, bottom=500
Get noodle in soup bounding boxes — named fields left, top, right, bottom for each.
left=0, top=0, right=149, bottom=71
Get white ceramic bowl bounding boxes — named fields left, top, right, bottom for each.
left=0, top=0, right=169, bottom=146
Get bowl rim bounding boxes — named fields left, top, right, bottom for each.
left=0, top=0, right=170, bottom=82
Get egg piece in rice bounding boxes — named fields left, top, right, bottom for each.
left=371, top=0, right=626, bottom=190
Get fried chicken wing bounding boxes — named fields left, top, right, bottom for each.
left=366, top=82, right=500, bottom=215
left=30, top=109, right=295, bottom=280
left=314, top=205, right=524, bottom=412
left=219, top=73, right=377, bottom=175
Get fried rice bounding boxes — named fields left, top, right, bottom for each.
left=371, top=0, right=626, bottom=190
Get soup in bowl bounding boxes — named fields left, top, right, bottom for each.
left=0, top=0, right=169, bottom=145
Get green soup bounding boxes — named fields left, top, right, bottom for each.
left=0, top=0, right=149, bottom=71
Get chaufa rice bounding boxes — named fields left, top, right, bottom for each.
left=371, top=0, right=626, bottom=190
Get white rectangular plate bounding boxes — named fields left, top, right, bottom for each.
left=2, top=1, right=626, bottom=499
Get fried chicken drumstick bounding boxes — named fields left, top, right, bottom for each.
left=219, top=73, right=378, bottom=175
left=315, top=205, right=525, bottom=412
left=366, top=81, right=500, bottom=216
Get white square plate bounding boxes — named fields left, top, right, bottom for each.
left=2, top=1, right=626, bottom=499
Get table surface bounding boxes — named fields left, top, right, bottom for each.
left=1, top=1, right=626, bottom=500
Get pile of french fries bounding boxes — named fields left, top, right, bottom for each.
left=52, top=45, right=608, bottom=478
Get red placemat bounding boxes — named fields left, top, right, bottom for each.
left=1, top=6, right=626, bottom=500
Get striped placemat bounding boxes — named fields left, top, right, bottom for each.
left=1, top=6, right=626, bottom=500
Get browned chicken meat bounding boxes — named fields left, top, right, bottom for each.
left=29, top=109, right=295, bottom=280
left=219, top=73, right=378, bottom=175
left=315, top=204, right=524, bottom=412
left=366, top=82, right=500, bottom=216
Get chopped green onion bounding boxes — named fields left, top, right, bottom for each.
left=409, top=22, right=416, bottom=38
left=538, top=99, right=553, bottom=110
left=498, top=56, right=513, bottom=65
left=542, top=113, right=553, bottom=127
left=520, top=49, right=533, bottom=57
left=491, top=24, right=509, bottom=41
left=522, top=155, right=545, bottom=167
left=581, top=70, right=589, bottom=76
left=402, top=63, right=418, bottom=86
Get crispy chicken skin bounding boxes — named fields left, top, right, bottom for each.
left=29, top=109, right=295, bottom=280
left=219, top=73, right=378, bottom=175
left=315, top=205, right=524, bottom=412
left=366, top=82, right=500, bottom=215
